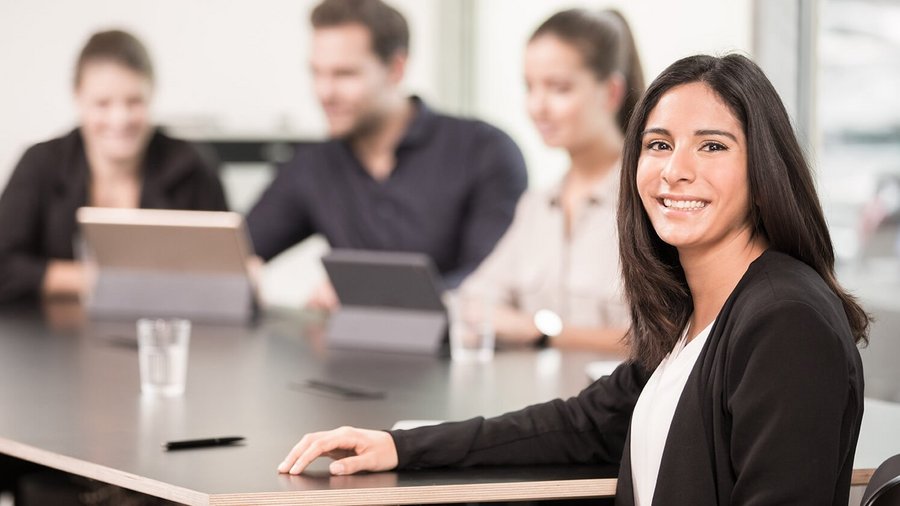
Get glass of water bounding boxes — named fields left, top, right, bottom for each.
left=137, top=318, right=191, bottom=396
left=447, top=290, right=495, bottom=362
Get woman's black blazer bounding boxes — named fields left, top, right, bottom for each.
left=391, top=250, right=865, bottom=506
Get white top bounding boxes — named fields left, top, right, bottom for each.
left=460, top=165, right=628, bottom=328
left=629, top=320, right=715, bottom=506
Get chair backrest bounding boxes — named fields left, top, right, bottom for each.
left=863, top=454, right=900, bottom=506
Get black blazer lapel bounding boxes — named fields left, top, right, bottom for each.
left=614, top=430, right=636, bottom=506
left=650, top=348, right=719, bottom=506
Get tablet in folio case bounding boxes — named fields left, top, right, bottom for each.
left=322, top=249, right=448, bottom=355
left=77, top=207, right=258, bottom=323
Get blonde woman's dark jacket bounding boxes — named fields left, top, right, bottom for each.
left=0, top=128, right=228, bottom=303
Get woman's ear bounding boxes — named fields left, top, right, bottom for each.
left=605, top=72, right=627, bottom=113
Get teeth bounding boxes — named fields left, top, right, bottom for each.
left=663, top=198, right=707, bottom=210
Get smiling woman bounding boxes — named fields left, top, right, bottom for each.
left=619, top=54, right=870, bottom=370
left=458, top=9, right=643, bottom=353
left=617, top=55, right=871, bottom=502
left=637, top=83, right=754, bottom=262
left=0, top=30, right=228, bottom=303
left=277, top=54, right=869, bottom=506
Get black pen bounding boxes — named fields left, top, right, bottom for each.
left=303, top=379, right=386, bottom=399
left=162, top=436, right=245, bottom=451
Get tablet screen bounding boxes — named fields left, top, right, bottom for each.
left=322, top=249, right=445, bottom=311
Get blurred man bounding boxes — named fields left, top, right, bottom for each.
left=247, top=0, right=527, bottom=309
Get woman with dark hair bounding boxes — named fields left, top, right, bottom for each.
left=460, top=9, right=642, bottom=352
left=277, top=54, right=868, bottom=505
left=0, top=29, right=227, bottom=303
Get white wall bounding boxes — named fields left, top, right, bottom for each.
left=472, top=0, right=753, bottom=187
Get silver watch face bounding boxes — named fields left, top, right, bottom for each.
left=534, top=309, right=563, bottom=337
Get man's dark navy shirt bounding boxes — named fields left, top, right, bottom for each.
left=246, top=98, right=527, bottom=288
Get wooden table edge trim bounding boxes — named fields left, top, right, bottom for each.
left=853, top=468, right=875, bottom=486
left=0, top=437, right=209, bottom=506
left=207, top=468, right=876, bottom=505
left=208, top=478, right=618, bottom=506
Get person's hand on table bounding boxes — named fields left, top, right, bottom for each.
left=43, top=260, right=87, bottom=299
left=277, top=426, right=398, bottom=476
left=493, top=305, right=542, bottom=345
left=305, top=278, right=340, bottom=312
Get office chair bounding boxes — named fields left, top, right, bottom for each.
left=862, top=454, right=900, bottom=506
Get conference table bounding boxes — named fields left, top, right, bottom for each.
left=0, top=303, right=896, bottom=505
left=0, top=304, right=619, bottom=505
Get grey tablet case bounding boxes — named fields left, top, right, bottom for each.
left=322, top=249, right=448, bottom=354
left=77, top=207, right=257, bottom=323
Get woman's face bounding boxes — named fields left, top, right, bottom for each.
left=524, top=35, right=617, bottom=151
left=75, top=60, right=153, bottom=164
left=636, top=82, right=754, bottom=255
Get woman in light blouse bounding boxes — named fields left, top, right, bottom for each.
left=461, top=9, right=643, bottom=352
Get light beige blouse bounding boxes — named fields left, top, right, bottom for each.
left=461, top=165, right=628, bottom=329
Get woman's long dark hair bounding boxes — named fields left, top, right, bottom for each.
left=618, top=54, right=870, bottom=369
left=530, top=8, right=644, bottom=132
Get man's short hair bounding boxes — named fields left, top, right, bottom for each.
left=311, top=0, right=409, bottom=63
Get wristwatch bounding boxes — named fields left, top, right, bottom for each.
left=533, top=309, right=563, bottom=348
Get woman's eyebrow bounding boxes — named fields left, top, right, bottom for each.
left=640, top=127, right=739, bottom=143
left=695, top=129, right=738, bottom=142
left=640, top=127, right=669, bottom=137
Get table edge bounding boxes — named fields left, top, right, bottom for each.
left=209, top=478, right=618, bottom=505
left=0, top=437, right=209, bottom=505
